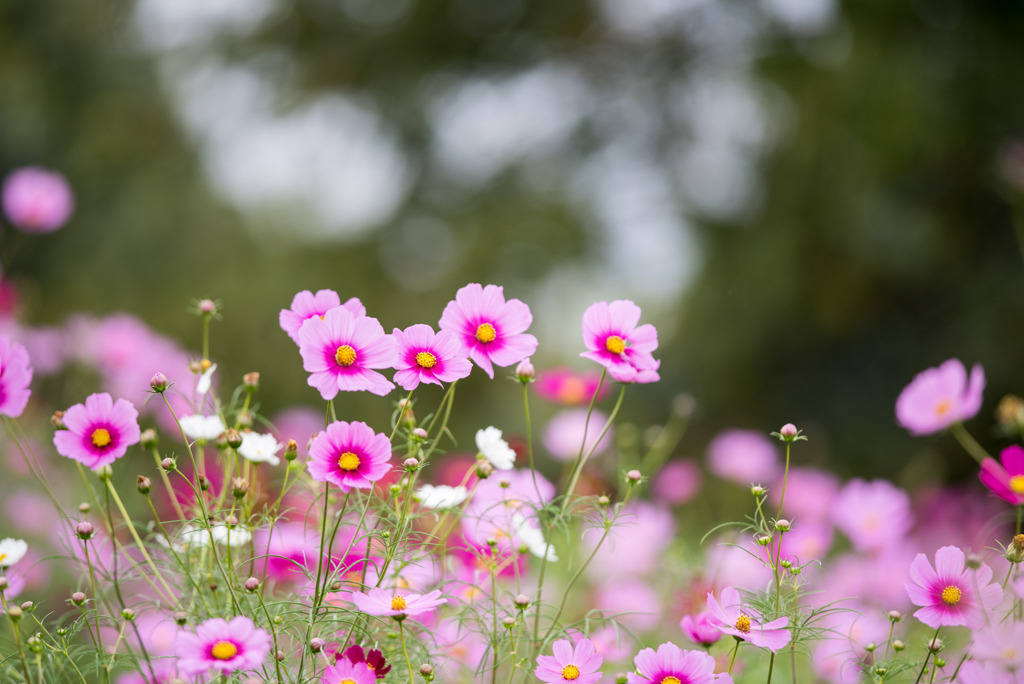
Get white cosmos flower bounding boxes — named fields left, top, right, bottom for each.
left=179, top=414, right=225, bottom=442
left=237, top=432, right=282, bottom=466
left=475, top=426, right=516, bottom=470
left=0, top=538, right=28, bottom=567
left=196, top=363, right=217, bottom=396
left=179, top=524, right=251, bottom=548
left=511, top=513, right=557, bottom=562
left=416, top=484, right=469, bottom=509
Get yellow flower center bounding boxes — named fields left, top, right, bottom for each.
left=475, top=323, right=496, bottom=343
left=416, top=351, right=437, bottom=369
left=561, top=664, right=581, bottom=680
left=941, top=585, right=962, bottom=606
left=935, top=399, right=952, bottom=416
left=661, top=678, right=682, bottom=684
left=210, top=641, right=238, bottom=660
left=91, top=428, right=112, bottom=448
left=391, top=595, right=407, bottom=611
left=340, top=680, right=357, bottom=684
left=605, top=335, right=626, bottom=354
left=0, top=554, right=7, bottom=563
left=735, top=614, right=752, bottom=633
left=1010, top=475, right=1024, bottom=495
left=335, top=345, right=357, bottom=367
left=200, top=358, right=213, bottom=371
left=338, top=452, right=361, bottom=471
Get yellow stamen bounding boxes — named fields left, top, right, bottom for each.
left=935, top=399, right=952, bottom=416
left=391, top=595, right=407, bottom=611
left=338, top=452, right=361, bottom=471
left=200, top=358, right=212, bottom=371
left=941, top=585, right=962, bottom=606
left=475, top=323, right=496, bottom=343
left=0, top=554, right=7, bottom=563
left=340, top=680, right=357, bottom=684
left=415, top=351, right=437, bottom=369
left=210, top=641, right=238, bottom=660
left=335, top=345, right=357, bottom=367
left=605, top=335, right=626, bottom=354
left=735, top=614, right=752, bottom=633
left=561, top=664, right=581, bottom=680
left=1010, top=475, right=1024, bottom=495
left=91, top=428, right=112, bottom=448
left=660, top=678, right=682, bottom=684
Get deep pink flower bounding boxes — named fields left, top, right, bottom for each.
left=680, top=612, right=722, bottom=647
left=53, top=393, right=140, bottom=469
left=2, top=167, right=74, bottom=233
left=706, top=587, right=791, bottom=652
left=979, top=445, right=1024, bottom=506
left=627, top=641, right=733, bottom=684
left=320, top=658, right=376, bottom=684
left=439, top=283, right=538, bottom=379
left=351, top=587, right=446, bottom=618
left=279, top=289, right=365, bottom=344
left=338, top=644, right=391, bottom=680
left=535, top=638, right=603, bottom=684
left=0, top=336, right=33, bottom=417
left=307, top=421, right=392, bottom=492
left=534, top=368, right=609, bottom=405
left=580, top=300, right=660, bottom=384
left=905, top=545, right=1002, bottom=629
left=392, top=324, right=472, bottom=390
left=175, top=616, right=271, bottom=677
left=832, top=479, right=912, bottom=552
left=895, top=359, right=985, bottom=435
left=298, top=307, right=397, bottom=398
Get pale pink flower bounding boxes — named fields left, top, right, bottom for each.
left=351, top=587, right=446, bottom=618
left=627, top=642, right=733, bottom=684
left=707, top=429, right=780, bottom=486
left=439, top=283, right=538, bottom=379
left=535, top=638, right=603, bottom=684
left=905, top=545, right=1002, bottom=629
left=298, top=307, right=397, bottom=398
left=895, top=358, right=984, bottom=435
left=652, top=459, right=702, bottom=506
left=580, top=300, right=660, bottom=383
left=706, top=587, right=791, bottom=652
left=680, top=612, right=722, bottom=647
left=542, top=408, right=612, bottom=461
left=0, top=335, right=33, bottom=417
left=832, top=479, right=913, bottom=552
left=2, top=167, right=74, bottom=233
left=279, top=289, right=365, bottom=344
left=175, top=616, right=271, bottom=676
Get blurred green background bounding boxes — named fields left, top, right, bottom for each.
left=3, top=0, right=1024, bottom=480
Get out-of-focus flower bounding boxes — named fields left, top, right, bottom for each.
left=53, top=393, right=141, bottom=470
left=391, top=324, right=472, bottom=390
left=338, top=643, right=391, bottom=680
left=175, top=616, right=271, bottom=677
left=627, top=641, right=733, bottom=684
left=179, top=414, right=225, bottom=442
left=542, top=408, right=612, bottom=462
left=895, top=359, right=984, bottom=435
left=970, top=622, right=1024, bottom=671
left=905, top=545, right=1001, bottom=629
left=954, top=661, right=1015, bottom=684
left=652, top=459, right=701, bottom=506
left=237, top=432, right=283, bottom=466
left=706, top=587, right=791, bottom=652
left=707, top=429, right=780, bottom=485
left=0, top=538, right=28, bottom=567
left=196, top=363, right=216, bottom=396
left=769, top=467, right=839, bottom=522
left=319, top=658, right=376, bottom=684
left=416, top=484, right=468, bottom=509
left=680, top=612, right=722, bottom=647
left=832, top=479, right=913, bottom=552
left=298, top=307, right=396, bottom=398
left=279, top=289, right=365, bottom=344
left=979, top=445, right=1024, bottom=506
left=307, top=421, right=392, bottom=492
left=351, top=587, right=446, bottom=618
left=439, top=283, right=538, bottom=379
left=579, top=300, right=660, bottom=384
left=2, top=167, right=74, bottom=233
left=535, top=638, right=603, bottom=684
left=534, top=368, right=609, bottom=405
left=0, top=336, right=32, bottom=418
left=476, top=426, right=516, bottom=470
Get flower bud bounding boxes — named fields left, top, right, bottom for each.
left=285, top=439, right=298, bottom=461
left=597, top=495, right=610, bottom=506
left=1007, top=534, right=1024, bottom=564
left=502, top=616, right=516, bottom=629
left=188, top=359, right=203, bottom=374
left=197, top=474, right=209, bottom=491
left=244, top=577, right=260, bottom=592
left=20, top=601, right=33, bottom=611
left=389, top=483, right=401, bottom=494
left=515, top=358, right=535, bottom=382
left=928, top=637, right=943, bottom=653
left=51, top=410, right=65, bottom=429
left=150, top=372, right=169, bottom=392
left=864, top=642, right=876, bottom=652
left=935, top=658, right=946, bottom=668
left=403, top=458, right=419, bottom=472
left=225, top=428, right=243, bottom=449
left=276, top=650, right=286, bottom=661
left=78, top=502, right=90, bottom=513
left=419, top=664, right=434, bottom=681
left=7, top=606, right=23, bottom=621
left=513, top=594, right=530, bottom=609
left=237, top=409, right=253, bottom=429
left=996, top=394, right=1024, bottom=429
left=750, top=484, right=766, bottom=497
left=775, top=519, right=791, bottom=532
left=626, top=470, right=642, bottom=483
left=71, top=592, right=86, bottom=606
left=26, top=635, right=43, bottom=653
left=121, top=608, right=135, bottom=620
left=198, top=299, right=216, bottom=315
left=893, top=639, right=905, bottom=652
left=224, top=514, right=238, bottom=527
left=232, top=478, right=249, bottom=499
left=243, top=372, right=260, bottom=390
left=756, top=534, right=773, bottom=546
left=76, top=521, right=94, bottom=540
left=141, top=428, right=158, bottom=449
left=310, top=637, right=325, bottom=653
left=161, top=458, right=175, bottom=471
left=476, top=460, right=494, bottom=479
left=137, top=475, right=152, bottom=494
left=173, top=612, right=188, bottom=625
left=95, top=465, right=112, bottom=481
left=412, top=427, right=428, bottom=440
left=616, top=674, right=629, bottom=684
left=779, top=423, right=798, bottom=439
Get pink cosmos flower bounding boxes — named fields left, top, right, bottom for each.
left=535, top=638, right=603, bottom=684
left=175, top=616, right=271, bottom=677
left=979, top=445, right=1024, bottom=506
left=2, top=167, right=74, bottom=233
left=351, top=587, right=446, bottom=618
left=279, top=289, right=365, bottom=344
left=53, top=393, right=140, bottom=469
left=0, top=336, right=33, bottom=418
left=652, top=459, right=702, bottom=506
left=627, top=641, right=733, bottom=684
left=680, top=612, right=722, bottom=647
left=298, top=307, right=397, bottom=398
left=706, top=587, right=791, bottom=652
left=319, top=658, right=376, bottom=684
left=439, top=283, right=538, bottom=379
left=338, top=644, right=391, bottom=680
left=905, top=545, right=1002, bottom=629
left=392, top=324, right=472, bottom=390
left=580, top=300, right=660, bottom=383
left=542, top=408, right=612, bottom=461
left=707, top=429, right=780, bottom=486
left=832, top=479, right=913, bottom=552
left=955, top=661, right=1015, bottom=684
left=895, top=359, right=985, bottom=435
left=307, top=421, right=392, bottom=492
left=534, top=368, right=609, bottom=405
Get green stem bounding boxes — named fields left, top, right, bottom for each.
left=766, top=652, right=775, bottom=684
left=950, top=423, right=989, bottom=465
left=399, top=619, right=416, bottom=684
left=560, top=382, right=626, bottom=513
left=913, top=628, right=940, bottom=684
left=104, top=478, right=177, bottom=605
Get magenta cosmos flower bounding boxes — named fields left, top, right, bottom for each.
left=680, top=612, right=722, bottom=647
left=438, top=283, right=538, bottom=379
left=391, top=324, right=472, bottom=390
left=298, top=307, right=397, bottom=398
left=706, top=587, right=791, bottom=652
left=175, top=616, right=271, bottom=677
left=534, top=368, right=610, bottom=405
left=535, top=638, right=603, bottom=684
left=320, top=658, right=376, bottom=684
left=307, top=421, right=392, bottom=491
left=627, top=641, right=733, bottom=684
left=905, top=545, right=1002, bottom=629
left=979, top=445, right=1024, bottom=506
left=0, top=336, right=33, bottom=418
left=580, top=300, right=660, bottom=384
left=895, top=359, right=984, bottom=435
left=279, top=289, right=365, bottom=344
left=53, top=393, right=140, bottom=469
left=351, top=587, right=446, bottom=618
left=2, top=167, right=74, bottom=233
